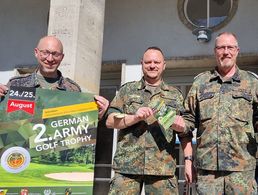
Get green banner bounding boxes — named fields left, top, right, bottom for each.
left=0, top=87, right=98, bottom=195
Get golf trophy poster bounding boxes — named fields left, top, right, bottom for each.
left=0, top=86, right=98, bottom=195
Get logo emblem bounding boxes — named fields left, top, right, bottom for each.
left=0, top=189, right=8, bottom=195
left=1, top=147, right=31, bottom=173
left=43, top=189, right=56, bottom=195
left=65, top=188, right=72, bottom=195
left=20, top=188, right=29, bottom=195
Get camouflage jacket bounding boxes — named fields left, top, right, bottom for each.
left=108, top=78, right=185, bottom=176
left=183, top=67, right=258, bottom=171
left=7, top=70, right=81, bottom=92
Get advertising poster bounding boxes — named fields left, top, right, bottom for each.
left=0, top=87, right=98, bottom=195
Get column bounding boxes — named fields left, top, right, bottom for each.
left=48, top=0, right=105, bottom=94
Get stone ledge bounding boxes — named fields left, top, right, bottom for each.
left=101, top=53, right=258, bottom=73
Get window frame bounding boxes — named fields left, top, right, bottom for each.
left=177, top=0, right=239, bottom=31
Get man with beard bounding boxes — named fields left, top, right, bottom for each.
left=183, top=32, right=258, bottom=194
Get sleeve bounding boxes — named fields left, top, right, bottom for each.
left=7, top=76, right=23, bottom=87
left=175, top=88, right=185, bottom=115
left=107, top=84, right=127, bottom=115
left=0, top=77, right=20, bottom=103
left=65, top=78, right=82, bottom=92
left=253, top=81, right=258, bottom=142
left=250, top=79, right=258, bottom=160
left=174, top=88, right=193, bottom=139
left=177, top=88, right=193, bottom=139
left=183, top=81, right=199, bottom=134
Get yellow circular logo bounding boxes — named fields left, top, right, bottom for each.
left=7, top=152, right=25, bottom=169
left=1, top=147, right=30, bottom=173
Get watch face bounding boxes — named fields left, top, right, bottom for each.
left=1, top=146, right=31, bottom=173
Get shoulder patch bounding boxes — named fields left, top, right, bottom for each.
left=194, top=71, right=209, bottom=80
left=247, top=71, right=258, bottom=79
left=9, top=74, right=31, bottom=81
left=120, top=80, right=138, bottom=88
left=166, top=84, right=183, bottom=94
left=65, top=77, right=81, bottom=91
left=174, top=86, right=183, bottom=95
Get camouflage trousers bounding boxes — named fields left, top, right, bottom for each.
left=196, top=169, right=257, bottom=195
left=108, top=172, right=179, bottom=195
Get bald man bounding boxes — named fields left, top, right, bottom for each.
left=0, top=35, right=109, bottom=119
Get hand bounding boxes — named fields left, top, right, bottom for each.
left=0, top=84, right=8, bottom=97
left=94, top=95, right=109, bottom=120
left=135, top=107, right=153, bottom=121
left=184, top=160, right=196, bottom=184
left=171, top=115, right=185, bottom=133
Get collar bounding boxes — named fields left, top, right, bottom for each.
left=210, top=66, right=241, bottom=83
left=137, top=77, right=170, bottom=91
left=32, top=69, right=66, bottom=89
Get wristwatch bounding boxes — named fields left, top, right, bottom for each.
left=184, top=155, right=194, bottom=161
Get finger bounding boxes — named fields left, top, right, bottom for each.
left=185, top=174, right=189, bottom=184
left=188, top=174, right=192, bottom=184
left=94, top=95, right=109, bottom=109
left=145, top=107, right=154, bottom=116
left=95, top=95, right=108, bottom=104
left=0, top=85, right=8, bottom=96
left=144, top=108, right=153, bottom=118
left=94, top=95, right=101, bottom=101
left=94, top=95, right=105, bottom=105
left=0, top=91, right=7, bottom=96
left=0, top=84, right=8, bottom=90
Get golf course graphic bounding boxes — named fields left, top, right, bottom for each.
left=0, top=88, right=98, bottom=194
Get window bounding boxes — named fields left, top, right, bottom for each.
left=178, top=0, right=238, bottom=31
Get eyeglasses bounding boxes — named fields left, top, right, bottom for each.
left=215, top=45, right=238, bottom=52
left=38, top=49, right=63, bottom=59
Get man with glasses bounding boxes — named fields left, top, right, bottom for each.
left=0, top=35, right=109, bottom=119
left=183, top=32, right=258, bottom=194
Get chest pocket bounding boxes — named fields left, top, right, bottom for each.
left=160, top=93, right=181, bottom=113
left=166, top=100, right=179, bottom=114
left=232, top=90, right=252, bottom=101
left=198, top=91, right=215, bottom=120
left=125, top=96, right=144, bottom=114
left=232, top=90, right=253, bottom=121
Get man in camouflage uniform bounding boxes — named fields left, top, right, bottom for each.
left=106, top=47, right=194, bottom=194
left=183, top=32, right=258, bottom=194
left=0, top=35, right=109, bottom=119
